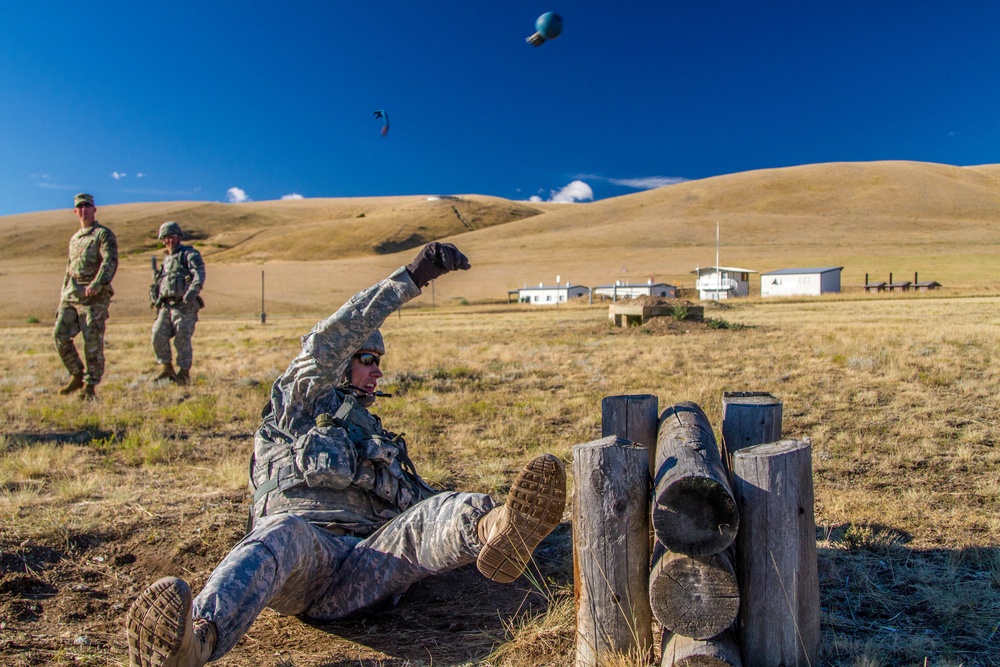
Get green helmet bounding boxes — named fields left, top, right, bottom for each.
left=158, top=221, right=183, bottom=240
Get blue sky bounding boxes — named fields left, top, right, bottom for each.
left=2, top=1, right=1000, bottom=216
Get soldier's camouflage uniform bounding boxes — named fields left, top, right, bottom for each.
left=190, top=266, right=496, bottom=661
left=151, top=243, right=206, bottom=371
left=53, top=221, right=118, bottom=386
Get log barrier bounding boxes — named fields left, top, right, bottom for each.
left=732, top=439, right=820, bottom=667
left=577, top=394, right=817, bottom=666
left=653, top=402, right=739, bottom=556
left=721, top=392, right=783, bottom=466
left=601, top=393, right=659, bottom=476
left=572, top=435, right=653, bottom=667
left=660, top=628, right=743, bottom=667
left=648, top=541, right=739, bottom=640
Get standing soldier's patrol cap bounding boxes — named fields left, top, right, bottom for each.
left=73, top=193, right=94, bottom=208
left=158, top=221, right=183, bottom=239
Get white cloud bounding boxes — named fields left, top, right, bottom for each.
left=136, top=172, right=145, bottom=178
left=112, top=171, right=126, bottom=180
left=528, top=195, right=543, bottom=202
left=607, top=176, right=686, bottom=189
left=281, top=193, right=304, bottom=200
left=226, top=187, right=250, bottom=203
left=550, top=180, right=594, bottom=203
left=577, top=173, right=687, bottom=190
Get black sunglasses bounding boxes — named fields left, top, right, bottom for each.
left=354, top=352, right=381, bottom=367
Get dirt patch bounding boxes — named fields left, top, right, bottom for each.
left=0, top=499, right=570, bottom=667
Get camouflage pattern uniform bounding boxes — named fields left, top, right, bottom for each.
left=189, top=266, right=496, bottom=661
left=53, top=220, right=118, bottom=386
left=151, top=242, right=206, bottom=371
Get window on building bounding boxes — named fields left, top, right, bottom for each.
left=546, top=295, right=553, bottom=301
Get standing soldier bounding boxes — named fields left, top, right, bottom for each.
left=54, top=193, right=118, bottom=400
left=150, top=221, right=206, bottom=385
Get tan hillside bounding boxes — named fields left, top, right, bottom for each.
left=0, top=194, right=555, bottom=262
left=3, top=160, right=1000, bottom=320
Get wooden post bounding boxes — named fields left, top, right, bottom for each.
left=573, top=435, right=653, bottom=667
left=260, top=270, right=267, bottom=324
left=732, top=440, right=820, bottom=667
left=653, top=402, right=739, bottom=556
left=649, top=542, right=739, bottom=640
left=602, top=394, right=659, bottom=476
left=660, top=629, right=743, bottom=667
left=721, top=392, right=782, bottom=469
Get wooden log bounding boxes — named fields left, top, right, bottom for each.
left=732, top=440, right=820, bottom=667
left=649, top=541, right=739, bottom=640
left=660, top=628, right=743, bottom=667
left=573, top=435, right=653, bottom=667
left=720, top=393, right=782, bottom=469
left=653, top=402, right=739, bottom=556
left=602, top=394, right=659, bottom=476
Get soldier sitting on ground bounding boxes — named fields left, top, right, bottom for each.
left=150, top=221, right=206, bottom=385
left=126, top=242, right=567, bottom=667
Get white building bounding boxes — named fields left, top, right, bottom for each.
left=692, top=266, right=756, bottom=301
left=761, top=267, right=843, bottom=297
left=592, top=279, right=676, bottom=301
left=508, top=281, right=589, bottom=305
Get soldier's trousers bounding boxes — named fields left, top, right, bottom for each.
left=152, top=303, right=199, bottom=370
left=53, top=302, right=109, bottom=385
left=192, top=491, right=495, bottom=661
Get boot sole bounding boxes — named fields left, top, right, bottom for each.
left=126, top=577, right=191, bottom=667
left=477, top=454, right=566, bottom=583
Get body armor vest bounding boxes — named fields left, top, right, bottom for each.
left=248, top=390, right=437, bottom=535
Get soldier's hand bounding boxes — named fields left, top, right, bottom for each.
left=406, top=242, right=471, bottom=288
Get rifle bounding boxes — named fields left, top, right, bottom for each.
left=149, top=256, right=162, bottom=309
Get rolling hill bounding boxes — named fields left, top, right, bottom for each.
left=2, top=160, right=999, bottom=320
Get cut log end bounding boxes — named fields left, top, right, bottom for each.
left=653, top=477, right=739, bottom=556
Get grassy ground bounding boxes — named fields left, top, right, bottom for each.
left=1, top=293, right=999, bottom=666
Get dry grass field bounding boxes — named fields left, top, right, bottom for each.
left=2, top=160, right=1000, bottom=666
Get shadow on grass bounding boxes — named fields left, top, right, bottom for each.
left=303, top=523, right=572, bottom=667
left=818, top=522, right=1000, bottom=666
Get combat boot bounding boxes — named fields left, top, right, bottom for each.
left=477, top=453, right=566, bottom=583
left=174, top=368, right=190, bottom=386
left=58, top=372, right=84, bottom=395
left=154, top=363, right=176, bottom=382
left=79, top=384, right=97, bottom=401
left=127, top=577, right=216, bottom=667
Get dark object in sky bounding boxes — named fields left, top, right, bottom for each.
left=526, top=12, right=562, bottom=47
left=373, top=109, right=389, bottom=137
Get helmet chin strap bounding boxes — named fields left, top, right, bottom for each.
left=338, top=380, right=392, bottom=408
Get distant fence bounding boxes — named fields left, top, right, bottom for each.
left=572, top=393, right=820, bottom=667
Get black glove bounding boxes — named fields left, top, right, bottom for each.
left=405, top=242, right=471, bottom=288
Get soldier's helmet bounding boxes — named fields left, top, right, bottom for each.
left=356, top=330, right=385, bottom=356
left=158, top=221, right=183, bottom=240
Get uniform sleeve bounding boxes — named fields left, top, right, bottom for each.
left=182, top=247, right=206, bottom=302
left=269, top=266, right=421, bottom=434
left=89, top=227, right=119, bottom=288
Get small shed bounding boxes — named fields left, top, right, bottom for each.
left=508, top=281, right=589, bottom=305
left=913, top=280, right=942, bottom=292
left=593, top=280, right=676, bottom=301
left=692, top=266, right=756, bottom=301
left=761, top=267, right=843, bottom=298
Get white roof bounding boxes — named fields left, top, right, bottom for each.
left=691, top=266, right=757, bottom=275
left=762, top=267, right=843, bottom=276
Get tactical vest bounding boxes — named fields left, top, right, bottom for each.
left=151, top=246, right=203, bottom=306
left=248, top=390, right=437, bottom=535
